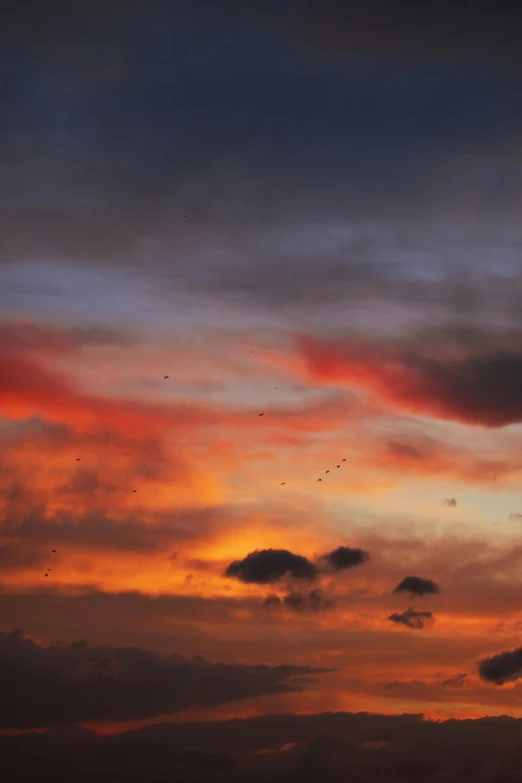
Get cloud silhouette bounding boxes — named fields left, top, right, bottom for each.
left=443, top=672, right=467, bottom=688
left=478, top=647, right=522, bottom=685
left=393, top=576, right=440, bottom=597
left=283, top=589, right=335, bottom=613
left=225, top=549, right=317, bottom=584
left=388, top=607, right=434, bottom=630
left=0, top=629, right=332, bottom=729
left=296, top=336, right=522, bottom=428
left=319, top=545, right=370, bottom=572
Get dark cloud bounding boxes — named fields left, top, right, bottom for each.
left=478, top=646, right=522, bottom=685
left=1, top=504, right=226, bottom=553
left=393, top=576, right=440, bottom=597
left=8, top=0, right=522, bottom=70
left=297, top=337, right=522, bottom=428
left=4, top=710, right=522, bottom=783
left=264, top=589, right=334, bottom=612
left=225, top=549, right=317, bottom=584
left=0, top=629, right=331, bottom=729
left=443, top=672, right=467, bottom=688
left=283, top=589, right=335, bottom=613
left=508, top=513, right=522, bottom=522
left=282, top=1, right=522, bottom=69
left=319, top=545, right=370, bottom=572
left=388, top=607, right=434, bottom=630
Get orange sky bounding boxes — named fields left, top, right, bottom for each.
left=2, top=317, right=522, bottom=729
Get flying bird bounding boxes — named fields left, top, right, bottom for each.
left=76, top=458, right=80, bottom=461
left=280, top=482, right=286, bottom=485
left=259, top=413, right=264, bottom=416
left=164, top=376, right=169, bottom=379
left=342, top=459, right=346, bottom=462
left=317, top=478, right=322, bottom=482
left=336, top=465, right=340, bottom=468
left=326, top=470, right=330, bottom=473
left=133, top=489, right=137, bottom=492
left=44, top=573, right=48, bottom=577
left=52, top=550, right=56, bottom=553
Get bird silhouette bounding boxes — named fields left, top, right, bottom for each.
left=133, top=489, right=137, bottom=492
left=52, top=550, right=56, bottom=553
left=326, top=470, right=330, bottom=473
left=336, top=465, right=340, bottom=468
left=44, top=573, right=48, bottom=577
left=259, top=413, right=264, bottom=416
left=342, top=458, right=346, bottom=462
left=317, top=478, right=322, bottom=482
left=280, top=482, right=286, bottom=485
left=76, top=458, right=80, bottom=461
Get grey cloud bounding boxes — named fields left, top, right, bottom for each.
left=0, top=629, right=332, bottom=729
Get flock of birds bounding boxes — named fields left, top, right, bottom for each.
left=43, top=371, right=520, bottom=579
left=257, top=411, right=348, bottom=485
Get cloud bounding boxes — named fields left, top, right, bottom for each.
left=319, top=545, right=370, bottom=572
left=281, top=1, right=522, bottom=68
left=478, top=647, right=522, bottom=685
left=443, top=672, right=467, bottom=688
left=393, top=576, right=440, bottom=597
left=264, top=588, right=336, bottom=613
left=296, top=335, right=522, bottom=428
left=0, top=320, right=134, bottom=356
left=7, top=0, right=522, bottom=71
left=283, top=589, right=334, bottom=612
left=388, top=607, right=434, bottom=630
left=508, top=513, right=522, bottom=522
left=443, top=498, right=457, bottom=507
left=225, top=549, right=318, bottom=584
left=0, top=629, right=332, bottom=729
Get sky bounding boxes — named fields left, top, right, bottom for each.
left=4, top=0, right=522, bottom=740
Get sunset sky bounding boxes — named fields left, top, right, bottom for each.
left=3, top=0, right=522, bottom=733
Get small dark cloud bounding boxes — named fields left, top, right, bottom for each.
left=478, top=646, right=522, bottom=685
left=283, top=589, right=335, bottom=613
left=264, top=593, right=282, bottom=608
left=508, top=513, right=522, bottom=522
left=388, top=607, right=434, bottom=630
left=0, top=629, right=332, bottom=729
left=225, top=549, right=317, bottom=584
left=443, top=672, right=467, bottom=688
left=393, top=576, right=440, bottom=597
left=444, top=498, right=457, bottom=507
left=319, top=545, right=370, bottom=572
